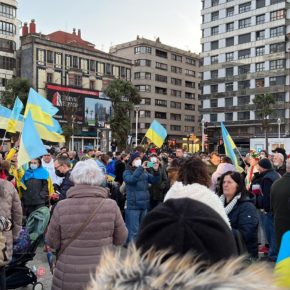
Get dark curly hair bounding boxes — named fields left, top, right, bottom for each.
left=177, top=157, right=211, bottom=187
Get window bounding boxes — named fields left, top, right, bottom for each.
left=156, top=49, right=167, bottom=58
left=225, top=98, right=233, bottom=107
left=256, top=62, right=264, bottom=72
left=270, top=0, right=284, bottom=4
left=135, top=59, right=151, bottom=66
left=210, top=114, right=217, bottom=122
left=211, top=55, right=218, bottom=64
left=185, top=92, right=195, bottom=99
left=104, top=63, right=112, bottom=75
left=211, top=11, right=219, bottom=21
left=156, top=62, right=167, bottom=70
left=184, top=126, right=195, bottom=132
left=270, top=43, right=285, bottom=53
left=270, top=109, right=285, bottom=119
left=256, top=78, right=265, bottom=87
left=155, top=112, right=167, bottom=119
left=226, top=7, right=234, bottom=17
left=68, top=74, right=82, bottom=87
left=139, top=110, right=151, bottom=118
left=171, top=78, right=182, bottom=86
left=72, top=56, right=78, bottom=68
left=256, top=30, right=265, bottom=41
left=185, top=115, right=195, bottom=122
left=269, top=76, right=286, bottom=85
left=55, top=53, right=62, bottom=69
left=185, top=103, right=195, bottom=110
left=256, top=0, right=265, bottom=8
left=155, top=74, right=167, bottom=83
left=225, top=52, right=234, bottom=62
left=156, top=87, right=167, bottom=95
left=37, top=49, right=45, bottom=65
left=238, top=112, right=250, bottom=120
left=238, top=33, right=251, bottom=45
left=270, top=59, right=285, bottom=70
left=97, top=62, right=104, bottom=75
left=134, top=72, right=151, bottom=80
left=210, top=99, right=218, bottom=107
left=256, top=14, right=265, bottom=25
left=90, top=60, right=96, bottom=72
left=170, top=101, right=181, bottom=109
left=171, top=89, right=181, bottom=97
left=211, top=26, right=219, bottom=35
left=239, top=65, right=250, bottom=74
left=170, top=113, right=181, bottom=121
left=47, top=51, right=53, bottom=63
left=272, top=92, right=285, bottom=102
left=239, top=18, right=251, bottom=29
left=238, top=95, right=250, bottom=105
left=135, top=85, right=151, bottom=92
left=47, top=73, right=53, bottom=83
left=186, top=58, right=196, bottom=65
left=225, top=112, right=233, bottom=121
left=134, top=46, right=152, bottom=54
left=0, top=21, right=16, bottom=36
left=171, top=66, right=182, bottom=74
left=212, top=0, right=219, bottom=6
left=141, top=98, right=151, bottom=105
left=0, top=3, right=16, bottom=18
left=155, top=99, right=167, bottom=107
left=170, top=125, right=181, bottom=131
left=270, top=26, right=285, bottom=38
left=120, top=67, right=126, bottom=78
left=270, top=10, right=285, bottom=21
left=239, top=2, right=251, bottom=13
left=226, top=67, right=234, bottom=77
left=211, top=70, right=218, bottom=79
left=211, top=84, right=218, bottom=93
left=226, top=22, right=234, bottom=32
left=225, top=82, right=233, bottom=92
left=171, top=54, right=182, bottom=62
left=256, top=46, right=265, bottom=56
left=238, top=49, right=251, bottom=59
left=211, top=40, right=219, bottom=50
left=238, top=80, right=250, bottom=89
left=226, top=37, right=234, bottom=47
left=89, top=80, right=95, bottom=90
left=185, top=69, right=195, bottom=76
left=185, top=81, right=195, bottom=88
left=0, top=39, right=15, bottom=53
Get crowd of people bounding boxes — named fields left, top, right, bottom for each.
left=0, top=144, right=289, bottom=289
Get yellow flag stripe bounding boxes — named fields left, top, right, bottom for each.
left=7, top=119, right=17, bottom=133
left=275, top=257, right=290, bottom=287
left=17, top=138, right=32, bottom=168
left=24, top=104, right=54, bottom=126
left=145, top=128, right=164, bottom=148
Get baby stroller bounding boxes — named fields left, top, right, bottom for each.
left=5, top=206, right=50, bottom=290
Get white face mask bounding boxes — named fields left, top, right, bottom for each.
left=134, top=159, right=142, bottom=167
left=30, top=164, right=38, bottom=170
left=151, top=157, right=157, bottom=163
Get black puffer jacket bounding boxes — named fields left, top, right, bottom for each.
left=22, top=178, right=48, bottom=207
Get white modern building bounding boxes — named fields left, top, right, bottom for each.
left=201, top=0, right=290, bottom=151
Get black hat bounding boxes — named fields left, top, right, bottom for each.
left=258, top=158, right=272, bottom=170
left=272, top=147, right=287, bottom=159
left=136, top=198, right=237, bottom=265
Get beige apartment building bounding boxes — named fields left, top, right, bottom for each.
left=110, top=37, right=201, bottom=148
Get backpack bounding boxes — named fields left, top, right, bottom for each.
left=0, top=232, right=8, bottom=266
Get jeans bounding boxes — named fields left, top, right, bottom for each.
left=262, top=212, right=277, bottom=261
left=0, top=266, right=5, bottom=290
left=125, top=209, right=147, bottom=243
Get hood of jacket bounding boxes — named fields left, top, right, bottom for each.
left=66, top=184, right=109, bottom=199
left=87, top=246, right=279, bottom=290
left=164, top=182, right=231, bottom=228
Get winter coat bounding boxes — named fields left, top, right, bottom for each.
left=271, top=172, right=290, bottom=249
left=46, top=184, right=127, bottom=290
left=58, top=170, right=74, bottom=200
left=207, top=160, right=218, bottom=176
left=123, top=166, right=160, bottom=210
left=274, top=164, right=286, bottom=177
left=149, top=165, right=168, bottom=202
left=114, top=160, right=126, bottom=184
left=211, top=163, right=236, bottom=192
left=164, top=182, right=231, bottom=228
left=87, top=246, right=280, bottom=290
left=0, top=179, right=22, bottom=264
left=227, top=196, right=259, bottom=258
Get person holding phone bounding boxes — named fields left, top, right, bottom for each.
left=123, top=152, right=160, bottom=243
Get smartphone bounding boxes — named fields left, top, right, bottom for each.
left=147, top=161, right=154, bottom=168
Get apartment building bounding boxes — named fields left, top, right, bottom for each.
left=201, top=0, right=289, bottom=150
left=110, top=37, right=201, bottom=146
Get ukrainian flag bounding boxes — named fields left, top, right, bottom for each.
left=145, top=120, right=167, bottom=148
left=0, top=105, right=23, bottom=132
left=221, top=123, right=243, bottom=173
left=275, top=231, right=290, bottom=288
left=24, top=88, right=59, bottom=126
left=17, top=111, right=48, bottom=168
left=7, top=97, right=24, bottom=133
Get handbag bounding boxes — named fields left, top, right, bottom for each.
left=234, top=230, right=248, bottom=255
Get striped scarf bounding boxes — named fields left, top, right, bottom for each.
left=220, top=193, right=241, bottom=215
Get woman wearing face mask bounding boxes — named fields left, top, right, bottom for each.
left=21, top=158, right=49, bottom=218
left=123, top=152, right=160, bottom=243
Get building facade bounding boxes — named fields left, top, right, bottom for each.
left=201, top=0, right=290, bottom=151
left=19, top=21, right=132, bottom=151
left=0, top=0, right=18, bottom=97
left=110, top=37, right=201, bottom=149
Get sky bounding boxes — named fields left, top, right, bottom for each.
left=18, top=0, right=202, bottom=54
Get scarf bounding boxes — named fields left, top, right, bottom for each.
left=22, top=166, right=49, bottom=182
left=220, top=193, right=241, bottom=215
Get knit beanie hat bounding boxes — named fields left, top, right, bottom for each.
left=136, top=198, right=238, bottom=265
left=128, top=152, right=140, bottom=165
left=258, top=158, right=272, bottom=170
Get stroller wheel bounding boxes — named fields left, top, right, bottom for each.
left=33, top=282, right=44, bottom=290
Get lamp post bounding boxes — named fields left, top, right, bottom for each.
left=278, top=118, right=281, bottom=147
left=96, top=129, right=101, bottom=150
left=71, top=115, right=75, bottom=151
left=201, top=118, right=205, bottom=152
left=134, top=105, right=140, bottom=146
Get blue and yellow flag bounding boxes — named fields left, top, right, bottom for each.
left=275, top=231, right=290, bottom=288
left=145, top=120, right=167, bottom=148
left=221, top=123, right=243, bottom=173
left=24, top=88, right=58, bottom=126
left=7, top=97, right=24, bottom=133
left=17, top=111, right=48, bottom=168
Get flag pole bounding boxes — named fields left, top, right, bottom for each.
left=1, top=130, right=8, bottom=147
left=139, top=135, right=146, bottom=145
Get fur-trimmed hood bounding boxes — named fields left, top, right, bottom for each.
left=164, top=182, right=231, bottom=228
left=87, top=246, right=280, bottom=290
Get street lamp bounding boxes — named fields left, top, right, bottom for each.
left=96, top=129, right=101, bottom=150
left=277, top=118, right=281, bottom=147
left=134, top=105, right=140, bottom=146
left=201, top=118, right=205, bottom=152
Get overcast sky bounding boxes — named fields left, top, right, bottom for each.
left=18, top=0, right=202, bottom=54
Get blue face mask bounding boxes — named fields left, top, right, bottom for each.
left=30, top=164, right=38, bottom=170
